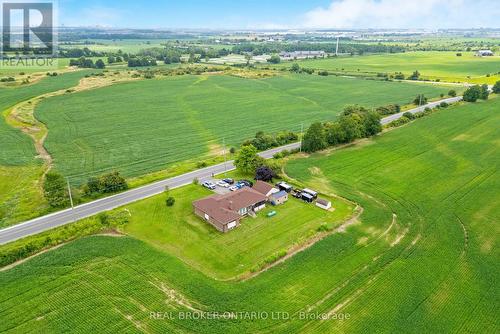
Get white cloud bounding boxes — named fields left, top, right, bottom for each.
left=303, top=0, right=500, bottom=29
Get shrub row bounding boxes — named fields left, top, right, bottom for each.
left=242, top=130, right=299, bottom=151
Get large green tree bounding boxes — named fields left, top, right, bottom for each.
left=463, top=85, right=482, bottom=102
left=339, top=115, right=363, bottom=143
left=479, top=84, right=489, bottom=100
left=325, top=122, right=346, bottom=145
left=235, top=145, right=264, bottom=174
left=493, top=80, right=500, bottom=94
left=267, top=54, right=281, bottom=64
left=95, top=59, right=105, bottom=69
left=43, top=171, right=69, bottom=208
left=302, top=122, right=328, bottom=153
left=362, top=112, right=383, bottom=136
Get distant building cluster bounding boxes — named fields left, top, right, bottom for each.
left=475, top=50, right=494, bottom=57
left=279, top=51, right=327, bottom=61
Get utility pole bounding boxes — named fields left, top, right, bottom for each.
left=223, top=138, right=227, bottom=176
left=336, top=37, right=339, bottom=56
left=300, top=123, right=304, bottom=153
left=67, top=178, right=75, bottom=221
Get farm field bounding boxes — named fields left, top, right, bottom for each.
left=122, top=184, right=354, bottom=279
left=0, top=165, right=47, bottom=228
left=0, top=69, right=98, bottom=165
left=1, top=97, right=498, bottom=333
left=35, top=73, right=453, bottom=183
left=0, top=58, right=112, bottom=76
left=62, top=39, right=169, bottom=53
left=0, top=58, right=70, bottom=76
left=273, top=51, right=500, bottom=84
left=0, top=70, right=98, bottom=226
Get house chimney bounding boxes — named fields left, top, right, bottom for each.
left=228, top=200, right=233, bottom=210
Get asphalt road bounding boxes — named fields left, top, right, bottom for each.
left=380, top=96, right=463, bottom=125
left=0, top=98, right=461, bottom=244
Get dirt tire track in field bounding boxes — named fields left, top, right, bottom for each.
left=238, top=206, right=364, bottom=282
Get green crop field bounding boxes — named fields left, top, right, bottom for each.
left=35, top=74, right=453, bottom=183
left=0, top=70, right=98, bottom=165
left=1, top=98, right=498, bottom=333
left=62, top=39, right=168, bottom=53
left=0, top=58, right=111, bottom=76
left=0, top=70, right=97, bottom=226
left=273, top=51, right=500, bottom=84
left=122, top=184, right=354, bottom=279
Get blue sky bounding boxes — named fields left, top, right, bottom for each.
left=57, top=0, right=500, bottom=29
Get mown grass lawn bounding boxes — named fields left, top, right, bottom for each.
left=122, top=184, right=354, bottom=279
left=35, top=73, right=453, bottom=183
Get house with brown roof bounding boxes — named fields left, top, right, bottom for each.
left=253, top=180, right=279, bottom=197
left=193, top=187, right=267, bottom=232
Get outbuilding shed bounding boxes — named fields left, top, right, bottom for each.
left=316, top=198, right=332, bottom=210
left=270, top=191, right=288, bottom=205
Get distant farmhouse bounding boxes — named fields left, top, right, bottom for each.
left=280, top=51, right=326, bottom=61
left=476, top=50, right=494, bottom=57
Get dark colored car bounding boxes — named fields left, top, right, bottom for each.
left=223, top=178, right=235, bottom=185
left=239, top=180, right=253, bottom=187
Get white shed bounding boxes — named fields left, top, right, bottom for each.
left=316, top=198, right=332, bottom=210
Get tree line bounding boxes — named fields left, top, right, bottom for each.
left=69, top=57, right=106, bottom=69
left=232, top=42, right=405, bottom=56
left=302, top=105, right=383, bottom=153
left=43, top=171, right=128, bottom=209
left=242, top=130, right=298, bottom=151
left=463, top=84, right=491, bottom=102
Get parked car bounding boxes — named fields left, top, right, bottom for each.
left=216, top=180, right=230, bottom=188
left=238, top=180, right=253, bottom=187
left=202, top=181, right=216, bottom=190
left=223, top=178, right=235, bottom=185
left=229, top=185, right=239, bottom=192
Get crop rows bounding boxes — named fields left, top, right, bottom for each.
left=35, top=74, right=451, bottom=183
left=1, top=96, right=498, bottom=333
